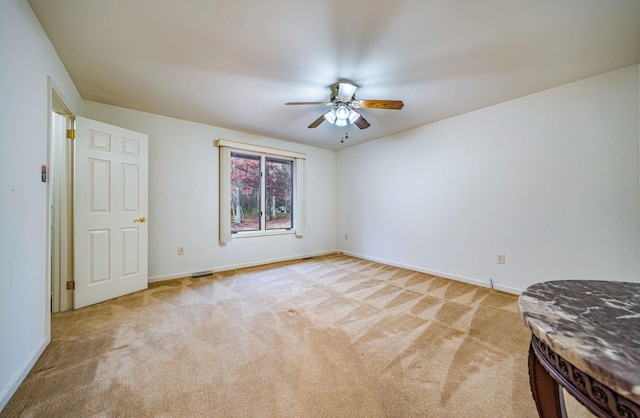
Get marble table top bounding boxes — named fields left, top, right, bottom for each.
left=519, top=280, right=640, bottom=404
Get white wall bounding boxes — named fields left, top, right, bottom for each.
left=82, top=102, right=337, bottom=281
left=337, top=65, right=640, bottom=294
left=0, top=0, right=82, bottom=411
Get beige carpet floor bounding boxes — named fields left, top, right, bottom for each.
left=2, top=254, right=592, bottom=417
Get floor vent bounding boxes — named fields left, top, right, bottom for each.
left=192, top=270, right=213, bottom=278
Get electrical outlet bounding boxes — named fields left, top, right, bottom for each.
left=344, top=234, right=348, bottom=240
left=496, top=254, right=505, bottom=264
left=178, top=247, right=185, bottom=256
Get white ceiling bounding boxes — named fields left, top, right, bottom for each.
left=28, top=0, right=640, bottom=150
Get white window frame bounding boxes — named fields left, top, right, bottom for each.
left=216, top=139, right=306, bottom=242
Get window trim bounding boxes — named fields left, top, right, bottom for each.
left=217, top=139, right=306, bottom=160
left=215, top=139, right=306, bottom=243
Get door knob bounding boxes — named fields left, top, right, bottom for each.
left=134, top=216, right=147, bottom=223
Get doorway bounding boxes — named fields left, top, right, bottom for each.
left=47, top=85, right=149, bottom=313
left=49, top=89, right=74, bottom=313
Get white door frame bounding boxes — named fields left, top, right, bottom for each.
left=47, top=77, right=74, bottom=318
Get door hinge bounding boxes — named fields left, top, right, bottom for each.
left=66, top=129, right=76, bottom=139
left=66, top=281, right=75, bottom=290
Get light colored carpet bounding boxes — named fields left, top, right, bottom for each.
left=2, top=254, right=593, bottom=417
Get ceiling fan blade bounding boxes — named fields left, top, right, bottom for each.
left=355, top=100, right=404, bottom=110
left=285, top=101, right=333, bottom=106
left=354, top=114, right=370, bottom=130
left=337, top=82, right=357, bottom=101
left=308, top=114, right=326, bottom=128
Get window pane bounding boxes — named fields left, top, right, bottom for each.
left=265, top=158, right=293, bottom=230
left=230, top=153, right=261, bottom=232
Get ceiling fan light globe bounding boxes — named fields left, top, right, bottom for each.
left=348, top=110, right=361, bottom=124
left=324, top=110, right=337, bottom=124
left=336, top=105, right=350, bottom=120
left=335, top=119, right=347, bottom=127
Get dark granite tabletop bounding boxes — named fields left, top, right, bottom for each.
left=518, top=280, right=640, bottom=404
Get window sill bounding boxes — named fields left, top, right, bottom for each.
left=231, top=229, right=297, bottom=239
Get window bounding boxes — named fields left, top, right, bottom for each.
left=230, top=152, right=293, bottom=233
left=216, top=139, right=305, bottom=242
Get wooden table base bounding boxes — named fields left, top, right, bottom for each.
left=528, top=335, right=640, bottom=418
left=528, top=340, right=564, bottom=418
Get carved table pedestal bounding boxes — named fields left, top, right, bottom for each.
left=519, top=281, right=640, bottom=418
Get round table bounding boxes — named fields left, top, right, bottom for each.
left=518, top=280, right=640, bottom=418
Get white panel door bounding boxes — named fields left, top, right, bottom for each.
left=74, top=117, right=148, bottom=309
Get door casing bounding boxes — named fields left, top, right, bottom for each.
left=48, top=80, right=74, bottom=315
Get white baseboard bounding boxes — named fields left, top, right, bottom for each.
left=341, top=251, right=523, bottom=295
left=0, top=336, right=50, bottom=413
left=147, top=249, right=524, bottom=295
left=491, top=282, right=522, bottom=295
left=148, top=249, right=340, bottom=283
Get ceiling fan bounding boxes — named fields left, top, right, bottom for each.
left=285, top=82, right=404, bottom=130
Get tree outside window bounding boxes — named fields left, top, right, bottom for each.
left=230, top=152, right=293, bottom=233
